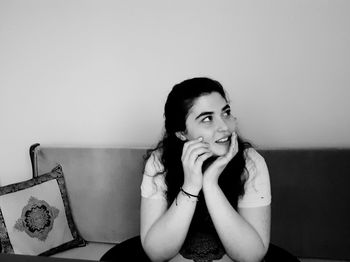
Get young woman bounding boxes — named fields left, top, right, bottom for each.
left=140, top=77, right=271, bottom=262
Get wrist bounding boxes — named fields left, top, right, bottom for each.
left=202, top=180, right=220, bottom=193
left=180, top=187, right=200, bottom=200
left=202, top=175, right=219, bottom=188
left=181, top=183, right=201, bottom=196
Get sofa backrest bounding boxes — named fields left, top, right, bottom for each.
left=32, top=145, right=350, bottom=260
left=259, top=149, right=350, bottom=260
left=32, top=145, right=147, bottom=244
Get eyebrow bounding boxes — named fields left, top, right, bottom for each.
left=195, top=104, right=230, bottom=120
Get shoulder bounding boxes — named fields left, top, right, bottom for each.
left=141, top=150, right=167, bottom=200
left=237, top=148, right=271, bottom=208
left=144, top=150, right=164, bottom=177
left=244, top=148, right=268, bottom=177
left=244, top=147, right=265, bottom=164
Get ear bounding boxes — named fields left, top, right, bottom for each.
left=175, top=132, right=187, bottom=141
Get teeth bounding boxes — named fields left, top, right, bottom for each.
left=217, top=137, right=229, bottom=143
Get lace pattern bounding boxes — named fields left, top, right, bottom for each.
left=179, top=202, right=226, bottom=262
left=180, top=230, right=225, bottom=262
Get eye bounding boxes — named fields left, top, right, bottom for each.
left=201, top=116, right=213, bottom=123
left=223, top=110, right=231, bottom=117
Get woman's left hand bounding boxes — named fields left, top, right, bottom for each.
left=203, top=133, right=239, bottom=186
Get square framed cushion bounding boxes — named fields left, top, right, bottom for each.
left=0, top=165, right=86, bottom=256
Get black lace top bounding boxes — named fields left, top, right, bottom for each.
left=179, top=195, right=238, bottom=262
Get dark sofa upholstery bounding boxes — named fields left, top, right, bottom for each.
left=259, top=149, right=350, bottom=260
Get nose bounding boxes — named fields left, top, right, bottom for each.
left=217, top=117, right=229, bottom=132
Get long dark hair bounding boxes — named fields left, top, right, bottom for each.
left=145, top=77, right=252, bottom=209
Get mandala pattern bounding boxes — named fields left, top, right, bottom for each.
left=14, top=196, right=59, bottom=241
left=0, top=209, right=14, bottom=253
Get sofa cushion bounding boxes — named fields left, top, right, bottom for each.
left=0, top=165, right=85, bottom=256
left=51, top=242, right=115, bottom=261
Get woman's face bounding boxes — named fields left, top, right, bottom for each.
left=182, top=92, right=237, bottom=156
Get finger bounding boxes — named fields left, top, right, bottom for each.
left=182, top=137, right=206, bottom=161
left=182, top=137, right=202, bottom=158
left=226, top=133, right=238, bottom=159
left=183, top=143, right=210, bottom=165
left=219, top=133, right=236, bottom=162
left=195, top=151, right=213, bottom=166
left=188, top=147, right=211, bottom=164
left=182, top=136, right=202, bottom=149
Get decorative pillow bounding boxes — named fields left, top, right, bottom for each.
left=0, top=165, right=86, bottom=256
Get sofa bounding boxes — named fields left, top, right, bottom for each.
left=13, top=144, right=350, bottom=261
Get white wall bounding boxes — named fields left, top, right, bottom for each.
left=1, top=0, right=350, bottom=185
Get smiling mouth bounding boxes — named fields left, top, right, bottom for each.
left=215, top=136, right=230, bottom=144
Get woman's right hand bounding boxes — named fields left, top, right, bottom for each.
left=181, top=137, right=213, bottom=194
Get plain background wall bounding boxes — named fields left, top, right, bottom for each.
left=1, top=0, right=350, bottom=186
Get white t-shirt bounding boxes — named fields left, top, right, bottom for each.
left=140, top=148, right=271, bottom=208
